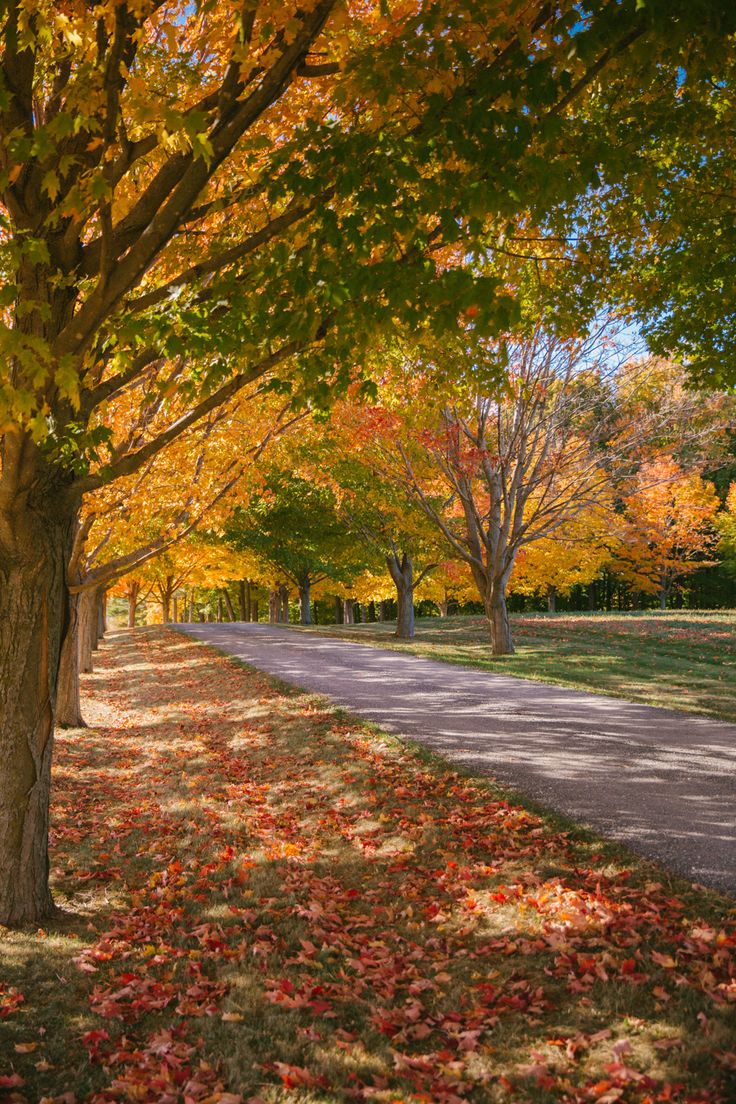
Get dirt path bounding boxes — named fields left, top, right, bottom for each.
left=178, top=622, right=736, bottom=894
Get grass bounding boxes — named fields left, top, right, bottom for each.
left=0, top=626, right=734, bottom=1104
left=293, top=611, right=736, bottom=723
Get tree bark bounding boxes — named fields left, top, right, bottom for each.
left=279, top=584, right=289, bottom=623
left=547, top=585, right=557, bottom=614
left=217, top=595, right=224, bottom=622
left=269, top=589, right=278, bottom=624
left=238, top=579, right=248, bottom=621
left=438, top=598, right=449, bottom=617
left=251, top=598, right=259, bottom=622
left=368, top=600, right=376, bottom=622
left=222, top=588, right=236, bottom=622
left=485, top=588, right=514, bottom=655
left=172, top=596, right=178, bottom=622
left=78, top=587, right=98, bottom=674
left=127, top=580, right=140, bottom=627
left=0, top=489, right=77, bottom=924
left=56, top=593, right=85, bottom=729
left=387, top=552, right=415, bottom=640
left=299, top=575, right=312, bottom=625
left=335, top=596, right=344, bottom=623
left=343, top=598, right=355, bottom=624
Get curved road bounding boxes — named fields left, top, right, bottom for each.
left=177, top=622, right=736, bottom=895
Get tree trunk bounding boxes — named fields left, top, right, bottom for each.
left=485, top=589, right=514, bottom=655
left=343, top=598, right=355, bottom=624
left=367, top=599, right=376, bottom=622
left=172, top=596, right=178, bottom=622
left=222, top=588, right=236, bottom=622
left=251, top=599, right=259, bottom=622
left=56, top=593, right=85, bottom=729
left=98, top=590, right=107, bottom=637
left=387, top=552, right=415, bottom=640
left=78, top=587, right=98, bottom=674
left=127, top=580, right=140, bottom=627
left=299, top=576, right=312, bottom=625
left=269, top=589, right=278, bottom=624
left=438, top=598, right=449, bottom=618
left=0, top=493, right=77, bottom=925
left=335, top=596, right=343, bottom=623
left=162, top=592, right=171, bottom=623
left=660, top=587, right=667, bottom=611
left=547, top=585, right=557, bottom=614
left=238, top=579, right=247, bottom=621
left=279, top=585, right=289, bottom=623
left=396, top=588, right=415, bottom=639
left=217, top=595, right=224, bottom=622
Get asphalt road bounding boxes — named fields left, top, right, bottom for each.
left=176, top=622, right=736, bottom=895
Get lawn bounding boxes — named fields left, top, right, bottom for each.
left=1, top=627, right=734, bottom=1103
left=296, top=612, right=736, bottom=723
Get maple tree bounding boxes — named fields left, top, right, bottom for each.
left=615, top=458, right=720, bottom=610
left=0, top=0, right=733, bottom=925
left=510, top=501, right=613, bottom=611
left=223, top=468, right=365, bottom=624
left=717, top=483, right=736, bottom=576
left=313, top=415, right=446, bottom=638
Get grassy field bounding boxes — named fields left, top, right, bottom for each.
left=296, top=611, right=736, bottom=722
left=1, top=627, right=734, bottom=1103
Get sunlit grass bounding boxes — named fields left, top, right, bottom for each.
left=295, top=611, right=736, bottom=721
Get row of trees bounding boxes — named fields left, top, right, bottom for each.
left=2, top=0, right=736, bottom=924
left=108, top=322, right=735, bottom=656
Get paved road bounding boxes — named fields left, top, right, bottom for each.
left=177, top=623, right=736, bottom=895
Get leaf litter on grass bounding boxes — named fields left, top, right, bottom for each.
left=0, top=627, right=734, bottom=1104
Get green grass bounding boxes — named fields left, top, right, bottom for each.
left=294, top=611, right=736, bottom=722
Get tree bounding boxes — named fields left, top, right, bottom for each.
left=510, top=502, right=613, bottom=610
left=717, top=484, right=736, bottom=574
left=0, top=0, right=732, bottom=925
left=223, top=469, right=364, bottom=624
left=615, top=458, right=720, bottom=609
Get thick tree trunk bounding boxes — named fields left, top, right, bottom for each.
left=269, top=589, right=278, bottom=624
left=485, top=589, right=514, bottom=655
left=547, top=585, right=557, bottom=614
left=217, top=595, right=224, bottom=622
left=387, top=552, right=415, bottom=640
left=222, top=588, right=236, bottom=622
left=251, top=599, right=259, bottom=622
left=368, top=600, right=376, bottom=622
left=660, top=587, right=667, bottom=611
left=78, top=587, right=98, bottom=674
left=162, top=593, right=171, bottom=623
left=172, top=597, right=178, bottom=622
left=0, top=491, right=77, bottom=925
left=343, top=598, right=355, bottom=624
left=299, top=576, right=312, bottom=625
left=98, top=590, right=107, bottom=638
left=127, top=580, right=140, bottom=627
left=395, top=587, right=415, bottom=639
left=438, top=598, right=449, bottom=617
left=56, top=593, right=85, bottom=728
left=238, top=580, right=247, bottom=621
left=279, top=585, right=289, bottom=623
